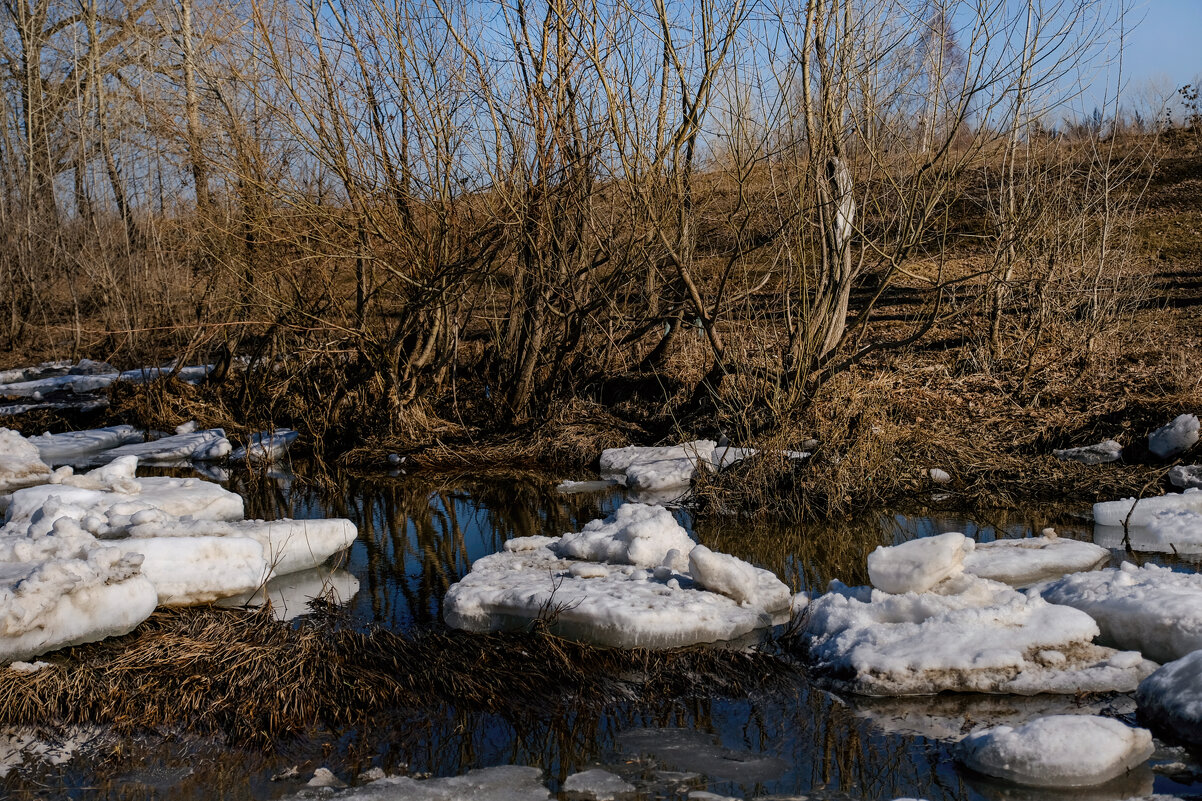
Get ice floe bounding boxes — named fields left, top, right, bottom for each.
left=1053, top=439, right=1123, bottom=465
left=599, top=441, right=716, bottom=492
left=1149, top=414, right=1199, bottom=459
left=444, top=504, right=790, bottom=648
left=6, top=457, right=245, bottom=525
left=1036, top=562, right=1202, bottom=663
left=0, top=517, right=158, bottom=663
left=284, top=765, right=552, bottom=800
left=1093, top=489, right=1202, bottom=527
left=1136, top=649, right=1202, bottom=745
left=961, top=534, right=1109, bottom=588
left=849, top=691, right=1135, bottom=742
left=0, top=429, right=51, bottom=491
left=958, top=715, right=1153, bottom=788
left=231, top=429, right=298, bottom=464
left=1094, top=509, right=1202, bottom=558
left=562, top=768, right=634, bottom=799
left=0, top=447, right=357, bottom=660
left=801, top=573, right=1155, bottom=696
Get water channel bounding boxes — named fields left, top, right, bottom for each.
left=2, top=464, right=1200, bottom=800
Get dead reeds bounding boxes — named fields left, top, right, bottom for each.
left=0, top=605, right=798, bottom=748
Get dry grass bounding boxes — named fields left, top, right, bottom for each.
left=0, top=605, right=798, bottom=747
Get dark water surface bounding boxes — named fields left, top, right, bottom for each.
left=3, top=467, right=1201, bottom=800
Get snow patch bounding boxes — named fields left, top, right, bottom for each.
left=1149, top=414, right=1199, bottom=459
left=231, top=429, right=298, bottom=464
left=562, top=769, right=634, bottom=799
left=1093, top=489, right=1202, bottom=527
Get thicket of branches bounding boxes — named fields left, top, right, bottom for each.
left=0, top=0, right=1162, bottom=441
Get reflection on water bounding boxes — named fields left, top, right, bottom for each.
left=3, top=468, right=1202, bottom=800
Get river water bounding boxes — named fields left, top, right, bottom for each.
left=2, top=466, right=1200, bottom=800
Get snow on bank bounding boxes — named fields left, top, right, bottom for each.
left=598, top=441, right=809, bottom=496
left=1037, top=562, right=1202, bottom=664
left=231, top=429, right=298, bottom=464
left=801, top=573, right=1154, bottom=696
left=1053, top=439, right=1123, bottom=465
left=1149, top=414, right=1199, bottom=459
left=26, top=425, right=142, bottom=466
left=444, top=503, right=790, bottom=648
left=1136, top=650, right=1202, bottom=746
left=958, top=715, right=1153, bottom=788
left=0, top=362, right=213, bottom=401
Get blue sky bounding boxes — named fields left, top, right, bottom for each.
left=1110, top=0, right=1202, bottom=110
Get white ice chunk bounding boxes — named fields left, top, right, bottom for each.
left=230, top=429, right=298, bottom=464
left=1149, top=414, right=1199, bottom=459
left=554, top=503, right=695, bottom=571
left=26, top=426, right=143, bottom=466
left=802, top=575, right=1155, bottom=696
left=1037, top=562, right=1202, bottom=663
left=962, top=536, right=1109, bottom=587
left=444, top=540, right=790, bottom=649
left=867, top=532, right=972, bottom=594
left=959, top=715, right=1152, bottom=788
left=1136, top=649, right=1202, bottom=745
left=562, top=769, right=634, bottom=799
left=1093, top=489, right=1202, bottom=527
left=101, top=428, right=231, bottom=464
left=283, top=765, right=552, bottom=800
left=1053, top=439, right=1123, bottom=465
left=688, top=544, right=789, bottom=608
left=599, top=441, right=715, bottom=493
left=0, top=519, right=157, bottom=664
left=1169, top=465, right=1202, bottom=490
left=0, top=429, right=51, bottom=491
